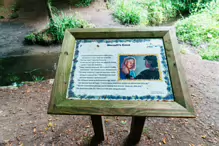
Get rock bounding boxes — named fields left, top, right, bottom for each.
left=49, top=79, right=54, bottom=85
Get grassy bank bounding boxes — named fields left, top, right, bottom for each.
left=110, top=0, right=218, bottom=61
left=110, top=0, right=214, bottom=25
left=176, top=0, right=219, bottom=61
left=110, top=0, right=177, bottom=25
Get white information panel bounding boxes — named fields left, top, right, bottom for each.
left=67, top=39, right=174, bottom=101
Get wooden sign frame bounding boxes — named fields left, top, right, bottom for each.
left=48, top=28, right=195, bottom=117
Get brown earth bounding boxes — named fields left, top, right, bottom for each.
left=0, top=0, right=219, bottom=146
left=0, top=53, right=219, bottom=146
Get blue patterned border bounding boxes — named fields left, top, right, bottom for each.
left=68, top=39, right=174, bottom=101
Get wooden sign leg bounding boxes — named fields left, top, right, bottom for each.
left=90, top=115, right=105, bottom=145
left=124, top=116, right=146, bottom=146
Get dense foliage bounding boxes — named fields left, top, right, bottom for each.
left=176, top=0, right=219, bottom=61
left=74, top=0, right=94, bottom=7
left=113, top=2, right=141, bottom=25
left=110, top=0, right=218, bottom=61
left=25, top=14, right=94, bottom=45
left=111, top=0, right=215, bottom=25
left=173, top=0, right=215, bottom=13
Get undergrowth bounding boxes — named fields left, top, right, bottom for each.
left=176, top=0, right=219, bottom=61
left=173, top=0, right=214, bottom=14
left=111, top=0, right=215, bottom=25
left=113, top=1, right=141, bottom=25
left=111, top=0, right=178, bottom=25
left=71, top=0, right=94, bottom=7
left=25, top=13, right=94, bottom=45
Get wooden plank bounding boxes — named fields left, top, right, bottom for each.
left=124, top=116, right=146, bottom=145
left=69, top=27, right=171, bottom=39
left=163, top=28, right=195, bottom=115
left=52, top=100, right=194, bottom=117
left=90, top=116, right=105, bottom=145
left=48, top=30, right=76, bottom=114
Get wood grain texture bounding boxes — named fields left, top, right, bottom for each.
left=163, top=28, right=195, bottom=115
left=48, top=28, right=195, bottom=117
left=69, top=27, right=170, bottom=39
left=48, top=30, right=76, bottom=114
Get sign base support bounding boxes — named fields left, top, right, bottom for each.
left=90, top=115, right=105, bottom=145
left=124, top=116, right=146, bottom=145
left=90, top=115, right=146, bottom=146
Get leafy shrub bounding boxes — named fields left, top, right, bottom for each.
left=113, top=1, right=141, bottom=25
left=10, top=12, right=19, bottom=19
left=24, top=33, right=36, bottom=44
left=25, top=13, right=94, bottom=45
left=172, top=0, right=214, bottom=14
left=0, top=15, right=4, bottom=19
left=74, top=0, right=94, bottom=7
left=176, top=12, right=219, bottom=46
left=111, top=0, right=215, bottom=25
left=35, top=32, right=55, bottom=45
left=11, top=3, right=19, bottom=12
left=135, top=0, right=177, bottom=25
left=112, top=0, right=177, bottom=25
left=47, top=13, right=94, bottom=42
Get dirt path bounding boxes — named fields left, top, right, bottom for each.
left=0, top=52, right=218, bottom=146
left=59, top=0, right=123, bottom=28
left=0, top=1, right=219, bottom=145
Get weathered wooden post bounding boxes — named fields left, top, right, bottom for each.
left=48, top=28, right=195, bottom=145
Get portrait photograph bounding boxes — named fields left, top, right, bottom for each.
left=119, top=55, right=161, bottom=80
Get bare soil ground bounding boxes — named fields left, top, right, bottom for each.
left=0, top=53, right=219, bottom=146
left=0, top=0, right=219, bottom=146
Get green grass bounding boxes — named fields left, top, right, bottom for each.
left=113, top=1, right=141, bottom=25
left=25, top=13, right=94, bottom=45
left=32, top=75, right=44, bottom=82
left=111, top=0, right=178, bottom=25
left=47, top=13, right=94, bottom=42
left=200, top=41, right=219, bottom=61
left=176, top=0, right=219, bottom=61
left=74, top=0, right=94, bottom=7
left=111, top=0, right=215, bottom=26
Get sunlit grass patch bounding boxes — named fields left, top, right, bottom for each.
left=176, top=0, right=219, bottom=61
